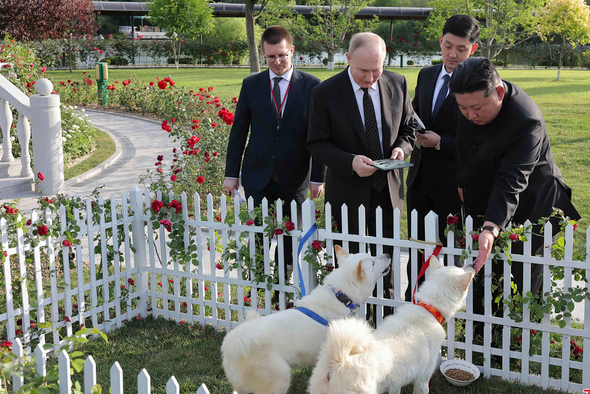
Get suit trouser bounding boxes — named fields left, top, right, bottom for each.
left=333, top=186, right=395, bottom=317
left=405, top=174, right=462, bottom=301
left=245, top=180, right=307, bottom=282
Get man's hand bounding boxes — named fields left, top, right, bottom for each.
left=473, top=231, right=494, bottom=273
left=390, top=147, right=404, bottom=160
left=416, top=130, right=440, bottom=148
left=223, top=178, right=239, bottom=197
left=352, top=155, right=378, bottom=177
left=310, top=183, right=323, bottom=199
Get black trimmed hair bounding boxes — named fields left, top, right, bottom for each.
left=260, top=26, right=292, bottom=52
left=442, top=15, right=480, bottom=44
left=448, top=57, right=502, bottom=97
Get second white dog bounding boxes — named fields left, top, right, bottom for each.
left=221, top=245, right=391, bottom=394
left=308, top=257, right=474, bottom=394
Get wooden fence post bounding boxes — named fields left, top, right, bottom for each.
left=130, top=186, right=148, bottom=317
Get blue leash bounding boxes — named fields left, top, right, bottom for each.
left=295, top=306, right=329, bottom=326
left=234, top=190, right=318, bottom=298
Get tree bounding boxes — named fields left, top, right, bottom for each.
left=147, top=0, right=214, bottom=68
left=537, top=0, right=590, bottom=80
left=243, top=0, right=273, bottom=74
left=266, top=0, right=375, bottom=70
left=0, top=0, right=98, bottom=42
left=424, top=0, right=544, bottom=59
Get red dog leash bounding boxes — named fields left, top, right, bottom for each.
left=412, top=244, right=443, bottom=305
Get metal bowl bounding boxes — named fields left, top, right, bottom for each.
left=440, top=359, right=481, bottom=387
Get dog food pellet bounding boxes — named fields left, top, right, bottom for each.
left=445, top=368, right=475, bottom=381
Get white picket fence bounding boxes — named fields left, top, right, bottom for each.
left=1, top=186, right=589, bottom=393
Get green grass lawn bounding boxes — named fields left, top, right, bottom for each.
left=49, top=67, right=590, bottom=231
left=64, top=128, right=116, bottom=180
left=66, top=315, right=564, bottom=394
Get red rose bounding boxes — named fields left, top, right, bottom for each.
left=15, top=329, right=22, bottom=335
left=196, top=176, right=205, bottom=184
left=285, top=220, right=295, bottom=231
left=509, top=233, right=519, bottom=241
left=158, top=80, right=167, bottom=89
left=157, top=155, right=163, bottom=161
left=128, top=278, right=135, bottom=286
left=65, top=317, right=71, bottom=323
left=274, top=229, right=284, bottom=236
left=151, top=200, right=164, bottom=213
left=216, top=263, right=223, bottom=270
left=312, top=240, right=322, bottom=250
left=446, top=215, right=459, bottom=225
left=62, top=240, right=72, bottom=247
left=170, top=175, right=177, bottom=182
left=159, top=219, right=172, bottom=232
left=246, top=219, right=254, bottom=226
left=573, top=222, right=578, bottom=231
left=471, top=234, right=479, bottom=241
left=326, top=264, right=334, bottom=272
left=37, top=172, right=44, bottom=182
left=37, top=225, right=49, bottom=236
left=167, top=200, right=182, bottom=214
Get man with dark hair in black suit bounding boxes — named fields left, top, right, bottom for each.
left=405, top=15, right=480, bottom=301
left=224, top=26, right=325, bottom=286
left=307, top=32, right=416, bottom=317
left=449, top=57, right=580, bottom=316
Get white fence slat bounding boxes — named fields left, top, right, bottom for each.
left=138, top=368, right=151, bottom=394
left=194, top=192, right=205, bottom=326
left=181, top=192, right=195, bottom=326
left=84, top=356, right=97, bottom=394
left=31, top=210, right=46, bottom=345
left=73, top=206, right=86, bottom=334
left=86, top=199, right=99, bottom=331
left=170, top=191, right=181, bottom=324
left=195, top=383, right=210, bottom=394
left=121, top=190, right=133, bottom=322
left=59, top=350, right=71, bottom=394
left=12, top=338, right=24, bottom=391
left=16, top=214, right=31, bottom=348
left=98, top=197, right=112, bottom=332
left=583, top=228, right=590, bottom=390
left=110, top=361, right=124, bottom=394
left=34, top=343, right=47, bottom=377
left=219, top=194, right=230, bottom=329
left=1, top=217, right=16, bottom=340
left=232, top=194, right=244, bottom=323
left=46, top=209, right=62, bottom=352
left=166, top=376, right=179, bottom=394
left=392, top=207, right=401, bottom=305
left=60, top=205, right=74, bottom=340
left=464, top=216, right=474, bottom=365
left=341, top=203, right=349, bottom=253
left=111, top=194, right=123, bottom=329
left=146, top=192, right=158, bottom=321
left=208, top=194, right=218, bottom=322
left=131, top=187, right=149, bottom=318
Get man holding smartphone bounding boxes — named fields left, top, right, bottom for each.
left=405, top=15, right=479, bottom=300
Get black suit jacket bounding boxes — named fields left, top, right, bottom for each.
left=407, top=65, right=461, bottom=201
left=225, top=68, right=325, bottom=194
left=307, top=68, right=416, bottom=215
left=456, top=80, right=580, bottom=229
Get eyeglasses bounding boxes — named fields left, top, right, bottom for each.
left=264, top=52, right=290, bottom=62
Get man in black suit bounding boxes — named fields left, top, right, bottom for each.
left=224, top=26, right=325, bottom=284
left=449, top=57, right=580, bottom=315
left=405, top=15, right=479, bottom=301
left=307, top=32, right=416, bottom=316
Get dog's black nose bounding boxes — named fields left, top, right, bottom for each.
left=383, top=253, right=391, bottom=260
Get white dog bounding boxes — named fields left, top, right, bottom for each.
left=309, top=257, right=474, bottom=394
left=221, top=245, right=391, bottom=394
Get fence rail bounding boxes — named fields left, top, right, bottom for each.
left=1, top=187, right=588, bottom=392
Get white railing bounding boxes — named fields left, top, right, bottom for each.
left=0, top=70, right=64, bottom=195
left=0, top=187, right=588, bottom=391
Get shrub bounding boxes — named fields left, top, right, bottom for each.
left=582, top=50, right=590, bottom=69
left=104, top=56, right=129, bottom=66
left=406, top=59, right=415, bottom=66
left=322, top=57, right=328, bottom=66
left=61, top=105, right=96, bottom=164
left=167, top=57, right=194, bottom=65
left=431, top=58, right=443, bottom=65
left=492, top=59, right=505, bottom=67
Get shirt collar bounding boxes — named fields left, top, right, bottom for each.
left=348, top=67, right=378, bottom=93
left=437, top=65, right=453, bottom=81
left=269, top=66, right=293, bottom=82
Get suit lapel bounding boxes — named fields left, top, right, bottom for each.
left=378, top=76, right=392, bottom=155
left=423, top=64, right=441, bottom=126
left=259, top=70, right=279, bottom=131
left=338, top=69, right=369, bottom=151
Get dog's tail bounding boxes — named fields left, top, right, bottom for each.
left=244, top=309, right=261, bottom=321
left=309, top=318, right=376, bottom=394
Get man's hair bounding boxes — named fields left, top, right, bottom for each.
left=443, top=14, right=480, bottom=44
left=260, top=26, right=292, bottom=51
left=448, top=57, right=502, bottom=97
left=348, top=32, right=386, bottom=58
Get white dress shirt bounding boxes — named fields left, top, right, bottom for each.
left=431, top=66, right=453, bottom=116
left=347, top=68, right=384, bottom=151
left=269, top=66, right=293, bottom=117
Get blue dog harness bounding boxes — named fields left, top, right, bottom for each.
left=295, top=288, right=360, bottom=326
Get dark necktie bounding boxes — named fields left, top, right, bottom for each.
left=361, top=87, right=387, bottom=192
left=432, top=74, right=450, bottom=120
left=273, top=76, right=282, bottom=125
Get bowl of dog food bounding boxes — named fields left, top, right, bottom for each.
left=440, top=359, right=480, bottom=387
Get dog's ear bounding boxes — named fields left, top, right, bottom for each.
left=356, top=261, right=365, bottom=281
left=334, top=245, right=348, bottom=264
left=349, top=344, right=364, bottom=356
left=458, top=271, right=474, bottom=291
left=427, top=256, right=443, bottom=273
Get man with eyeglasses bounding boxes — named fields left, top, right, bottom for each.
left=225, top=26, right=325, bottom=294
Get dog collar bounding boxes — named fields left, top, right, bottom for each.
left=295, top=307, right=329, bottom=326
left=416, top=301, right=445, bottom=325
left=332, top=287, right=360, bottom=313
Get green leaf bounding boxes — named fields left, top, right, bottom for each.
left=567, top=301, right=575, bottom=312
left=72, top=358, right=85, bottom=372
left=70, top=351, right=84, bottom=358
left=559, top=320, right=566, bottom=329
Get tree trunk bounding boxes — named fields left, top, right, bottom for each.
left=557, top=43, right=563, bottom=80
left=246, top=0, right=260, bottom=74
left=68, top=37, right=72, bottom=73
left=326, top=51, right=335, bottom=70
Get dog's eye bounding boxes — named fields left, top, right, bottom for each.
left=371, top=261, right=375, bottom=266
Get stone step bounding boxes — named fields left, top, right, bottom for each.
left=0, top=175, right=35, bottom=199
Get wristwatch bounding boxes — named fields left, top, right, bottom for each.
left=434, top=137, right=441, bottom=150
left=482, top=225, right=500, bottom=239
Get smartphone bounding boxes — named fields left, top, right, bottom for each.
left=413, top=113, right=426, bottom=134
